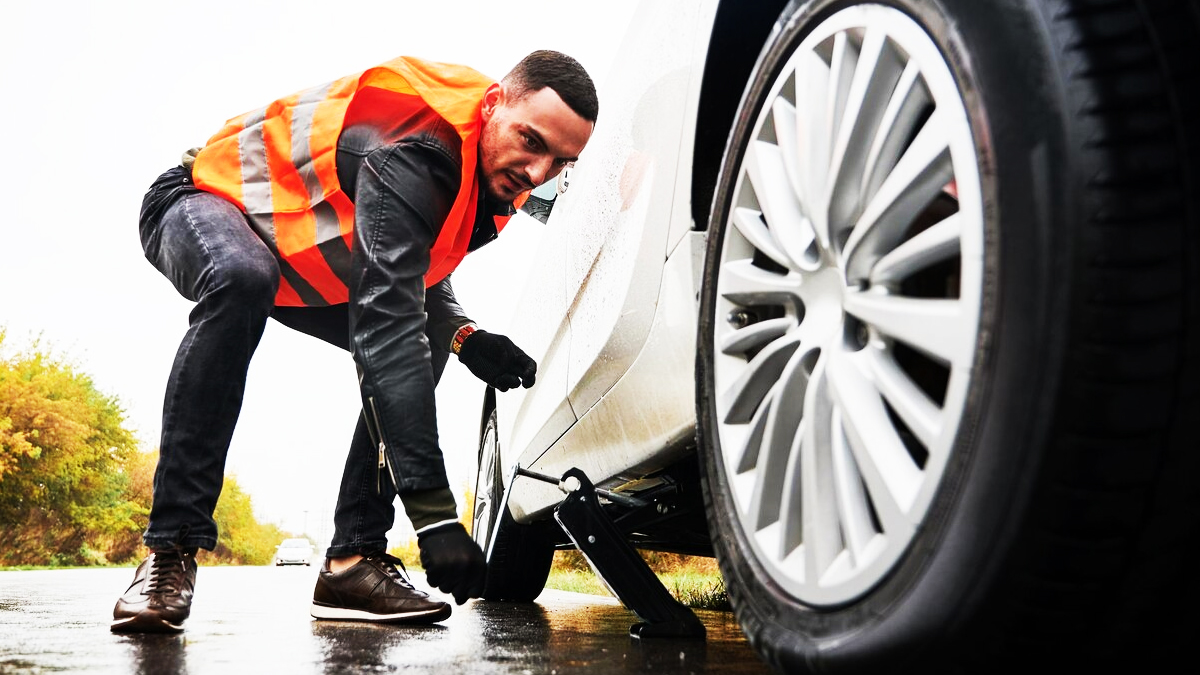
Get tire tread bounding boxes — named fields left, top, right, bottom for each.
left=981, top=0, right=1200, bottom=664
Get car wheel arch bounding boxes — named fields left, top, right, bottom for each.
left=478, top=385, right=497, bottom=443
left=691, top=0, right=792, bottom=234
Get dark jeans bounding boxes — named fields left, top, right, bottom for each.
left=138, top=167, right=446, bottom=555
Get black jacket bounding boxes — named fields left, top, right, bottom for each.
left=335, top=102, right=511, bottom=493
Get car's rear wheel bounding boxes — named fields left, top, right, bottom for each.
left=472, top=408, right=554, bottom=602
left=697, top=0, right=1199, bottom=672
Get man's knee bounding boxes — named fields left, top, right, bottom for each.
left=157, top=192, right=282, bottom=309
left=210, top=258, right=279, bottom=310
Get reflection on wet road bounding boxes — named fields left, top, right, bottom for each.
left=0, top=566, right=771, bottom=674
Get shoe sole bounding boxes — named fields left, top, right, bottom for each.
left=309, top=602, right=452, bottom=624
left=110, top=614, right=185, bottom=634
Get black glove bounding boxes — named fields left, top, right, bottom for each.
left=458, top=330, right=537, bottom=391
left=417, top=522, right=486, bottom=604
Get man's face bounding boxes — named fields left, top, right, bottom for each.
left=479, top=84, right=594, bottom=203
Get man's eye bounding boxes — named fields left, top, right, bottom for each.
left=522, top=134, right=539, bottom=150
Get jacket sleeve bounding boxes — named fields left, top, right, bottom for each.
left=425, top=274, right=473, bottom=353
left=348, top=139, right=461, bottom=493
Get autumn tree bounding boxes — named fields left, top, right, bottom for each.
left=2, top=331, right=302, bottom=567
left=0, top=331, right=142, bottom=566
left=210, top=475, right=290, bottom=565
left=110, top=449, right=293, bottom=566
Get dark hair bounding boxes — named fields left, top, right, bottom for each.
left=503, top=50, right=599, bottom=123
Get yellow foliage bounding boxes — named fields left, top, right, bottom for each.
left=0, top=331, right=142, bottom=566
left=0, top=331, right=287, bottom=567
left=210, top=474, right=290, bottom=565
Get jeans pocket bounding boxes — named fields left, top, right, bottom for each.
left=139, top=165, right=196, bottom=263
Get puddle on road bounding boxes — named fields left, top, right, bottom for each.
left=304, top=598, right=767, bottom=673
left=1, top=567, right=770, bottom=674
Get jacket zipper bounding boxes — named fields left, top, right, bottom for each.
left=365, top=396, right=399, bottom=494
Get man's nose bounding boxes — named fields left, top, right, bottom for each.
left=525, top=156, right=555, bottom=187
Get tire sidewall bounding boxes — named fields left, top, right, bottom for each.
left=697, top=0, right=1076, bottom=669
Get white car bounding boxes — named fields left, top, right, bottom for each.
left=273, top=538, right=315, bottom=566
left=469, top=0, right=1198, bottom=672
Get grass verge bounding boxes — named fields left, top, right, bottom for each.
left=546, top=550, right=730, bottom=611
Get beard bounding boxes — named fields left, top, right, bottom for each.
left=483, top=168, right=532, bottom=203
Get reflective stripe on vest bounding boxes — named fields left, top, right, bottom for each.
left=229, top=84, right=353, bottom=307
left=192, top=57, right=513, bottom=307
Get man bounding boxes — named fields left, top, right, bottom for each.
left=111, top=50, right=597, bottom=633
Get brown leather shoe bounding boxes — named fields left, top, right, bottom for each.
left=310, top=552, right=450, bottom=624
left=110, top=547, right=197, bottom=633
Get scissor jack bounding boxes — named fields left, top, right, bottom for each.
left=517, top=466, right=706, bottom=640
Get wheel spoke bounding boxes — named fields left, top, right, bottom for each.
left=748, top=345, right=819, bottom=530
left=746, top=408, right=794, bottom=532
left=718, top=259, right=801, bottom=306
left=721, top=331, right=802, bottom=424
left=826, top=32, right=859, bottom=160
left=830, top=407, right=879, bottom=564
left=860, top=61, right=930, bottom=212
left=773, top=94, right=803, bottom=205
left=828, top=28, right=906, bottom=237
left=745, top=139, right=818, bottom=270
left=844, top=108, right=954, bottom=282
left=826, top=353, right=920, bottom=522
left=733, top=207, right=791, bottom=270
left=862, top=347, right=942, bottom=450
left=843, top=291, right=970, bottom=366
left=870, top=212, right=961, bottom=287
left=795, top=363, right=845, bottom=578
left=795, top=50, right=834, bottom=250
left=735, top=396, right=773, bottom=474
left=720, top=317, right=794, bottom=356
left=777, top=421, right=805, bottom=561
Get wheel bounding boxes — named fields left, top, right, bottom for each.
left=696, top=0, right=1200, bottom=672
left=471, top=408, right=504, bottom=555
left=472, top=407, right=555, bottom=602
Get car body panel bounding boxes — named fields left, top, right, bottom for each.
left=510, top=232, right=706, bottom=521
left=561, top=0, right=711, bottom=414
left=494, top=219, right=577, bottom=465
left=496, top=0, right=720, bottom=521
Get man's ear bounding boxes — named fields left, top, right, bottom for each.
left=481, top=83, right=503, bottom=121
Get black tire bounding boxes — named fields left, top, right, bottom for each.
left=472, top=408, right=554, bottom=602
left=696, top=1, right=1200, bottom=673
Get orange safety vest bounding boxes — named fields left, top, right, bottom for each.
left=192, top=56, right=516, bottom=307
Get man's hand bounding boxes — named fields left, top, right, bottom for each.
left=457, top=330, right=537, bottom=391
left=417, top=523, right=486, bottom=604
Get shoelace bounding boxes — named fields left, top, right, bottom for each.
left=145, top=549, right=189, bottom=594
left=365, top=552, right=417, bottom=590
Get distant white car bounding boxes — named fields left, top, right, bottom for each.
left=273, top=538, right=315, bottom=566
left=468, top=0, right=1198, bottom=673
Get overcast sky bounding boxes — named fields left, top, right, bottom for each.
left=0, top=0, right=638, bottom=545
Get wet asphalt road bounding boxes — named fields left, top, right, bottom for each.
left=0, top=565, right=772, bottom=674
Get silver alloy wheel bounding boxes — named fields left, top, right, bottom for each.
left=711, top=5, right=984, bottom=607
left=472, top=415, right=500, bottom=552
